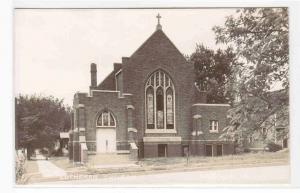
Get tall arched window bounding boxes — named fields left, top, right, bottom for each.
left=145, top=70, right=175, bottom=130
left=96, top=110, right=116, bottom=127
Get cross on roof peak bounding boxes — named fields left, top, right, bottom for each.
left=156, top=13, right=162, bottom=31
left=156, top=13, right=161, bottom=24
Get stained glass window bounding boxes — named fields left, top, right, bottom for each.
left=166, top=88, right=174, bottom=129
left=102, top=112, right=109, bottom=126
left=160, top=71, right=164, bottom=86
left=156, top=88, right=164, bottom=129
left=166, top=76, right=170, bottom=87
left=145, top=70, right=175, bottom=130
left=146, top=87, right=154, bottom=129
left=155, top=72, right=159, bottom=86
left=96, top=110, right=116, bottom=127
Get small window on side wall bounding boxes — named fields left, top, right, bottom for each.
left=209, top=120, right=218, bottom=133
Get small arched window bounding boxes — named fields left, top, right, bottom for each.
left=96, top=110, right=116, bottom=127
left=145, top=70, right=175, bottom=130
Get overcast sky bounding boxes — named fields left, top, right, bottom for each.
left=14, top=8, right=237, bottom=106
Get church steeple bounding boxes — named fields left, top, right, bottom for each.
left=156, top=13, right=162, bottom=31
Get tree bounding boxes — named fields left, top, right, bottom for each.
left=189, top=44, right=241, bottom=104
left=212, top=8, right=289, bottom=144
left=15, top=94, right=71, bottom=159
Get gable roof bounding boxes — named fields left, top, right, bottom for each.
left=96, top=29, right=188, bottom=90
left=129, top=29, right=187, bottom=63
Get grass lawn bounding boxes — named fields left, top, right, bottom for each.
left=43, top=150, right=289, bottom=178
left=82, top=150, right=289, bottom=176
left=24, top=160, right=39, bottom=174
left=140, top=149, right=289, bottom=169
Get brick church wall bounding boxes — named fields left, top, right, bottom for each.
left=72, top=27, right=235, bottom=159
left=73, top=91, right=132, bottom=152
left=122, top=30, right=195, bottom=142
left=192, top=104, right=230, bottom=140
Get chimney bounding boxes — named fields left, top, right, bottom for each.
left=122, top=57, right=130, bottom=64
left=90, top=63, right=97, bottom=88
left=113, top=63, right=122, bottom=71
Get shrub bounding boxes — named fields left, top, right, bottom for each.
left=267, top=142, right=282, bottom=152
left=15, top=153, right=26, bottom=184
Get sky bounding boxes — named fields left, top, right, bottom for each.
left=14, top=8, right=237, bottom=106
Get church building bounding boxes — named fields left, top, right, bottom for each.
left=70, top=14, right=234, bottom=161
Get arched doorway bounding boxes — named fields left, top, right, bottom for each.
left=95, top=110, right=116, bottom=153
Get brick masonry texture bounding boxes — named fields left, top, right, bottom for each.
left=192, top=105, right=230, bottom=140
left=122, top=30, right=195, bottom=141
left=74, top=91, right=132, bottom=151
left=72, top=28, right=234, bottom=158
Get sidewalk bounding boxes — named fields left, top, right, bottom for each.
left=36, top=155, right=66, bottom=178
left=22, top=151, right=289, bottom=184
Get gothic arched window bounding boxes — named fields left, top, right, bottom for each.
left=145, top=70, right=175, bottom=130
left=96, top=110, right=116, bottom=127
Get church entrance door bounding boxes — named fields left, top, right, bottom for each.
left=96, top=129, right=116, bottom=153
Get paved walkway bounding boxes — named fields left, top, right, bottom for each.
left=36, top=156, right=66, bottom=178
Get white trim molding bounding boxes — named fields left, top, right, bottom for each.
left=80, top=143, right=88, bottom=150
left=59, top=132, right=69, bottom=139
left=209, top=120, right=219, bottom=133
left=91, top=89, right=119, bottom=93
left=130, top=142, right=138, bottom=150
left=145, top=129, right=177, bottom=134
left=128, top=127, right=137, bottom=132
left=143, top=136, right=182, bottom=143
left=126, top=105, right=135, bottom=110
left=90, top=89, right=133, bottom=99
left=115, top=69, right=122, bottom=91
left=193, top=114, right=202, bottom=119
left=183, top=139, right=234, bottom=142
left=79, top=136, right=86, bottom=142
left=192, top=131, right=197, bottom=136
left=192, top=130, right=203, bottom=136
left=192, top=103, right=230, bottom=107
left=91, top=90, right=120, bottom=93
left=76, top=104, right=85, bottom=108
left=89, top=89, right=118, bottom=97
left=197, top=131, right=203, bottom=135
left=123, top=93, right=133, bottom=96
left=115, top=69, right=122, bottom=77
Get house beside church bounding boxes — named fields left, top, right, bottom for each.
left=243, top=90, right=289, bottom=151
left=69, top=14, right=234, bottom=163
